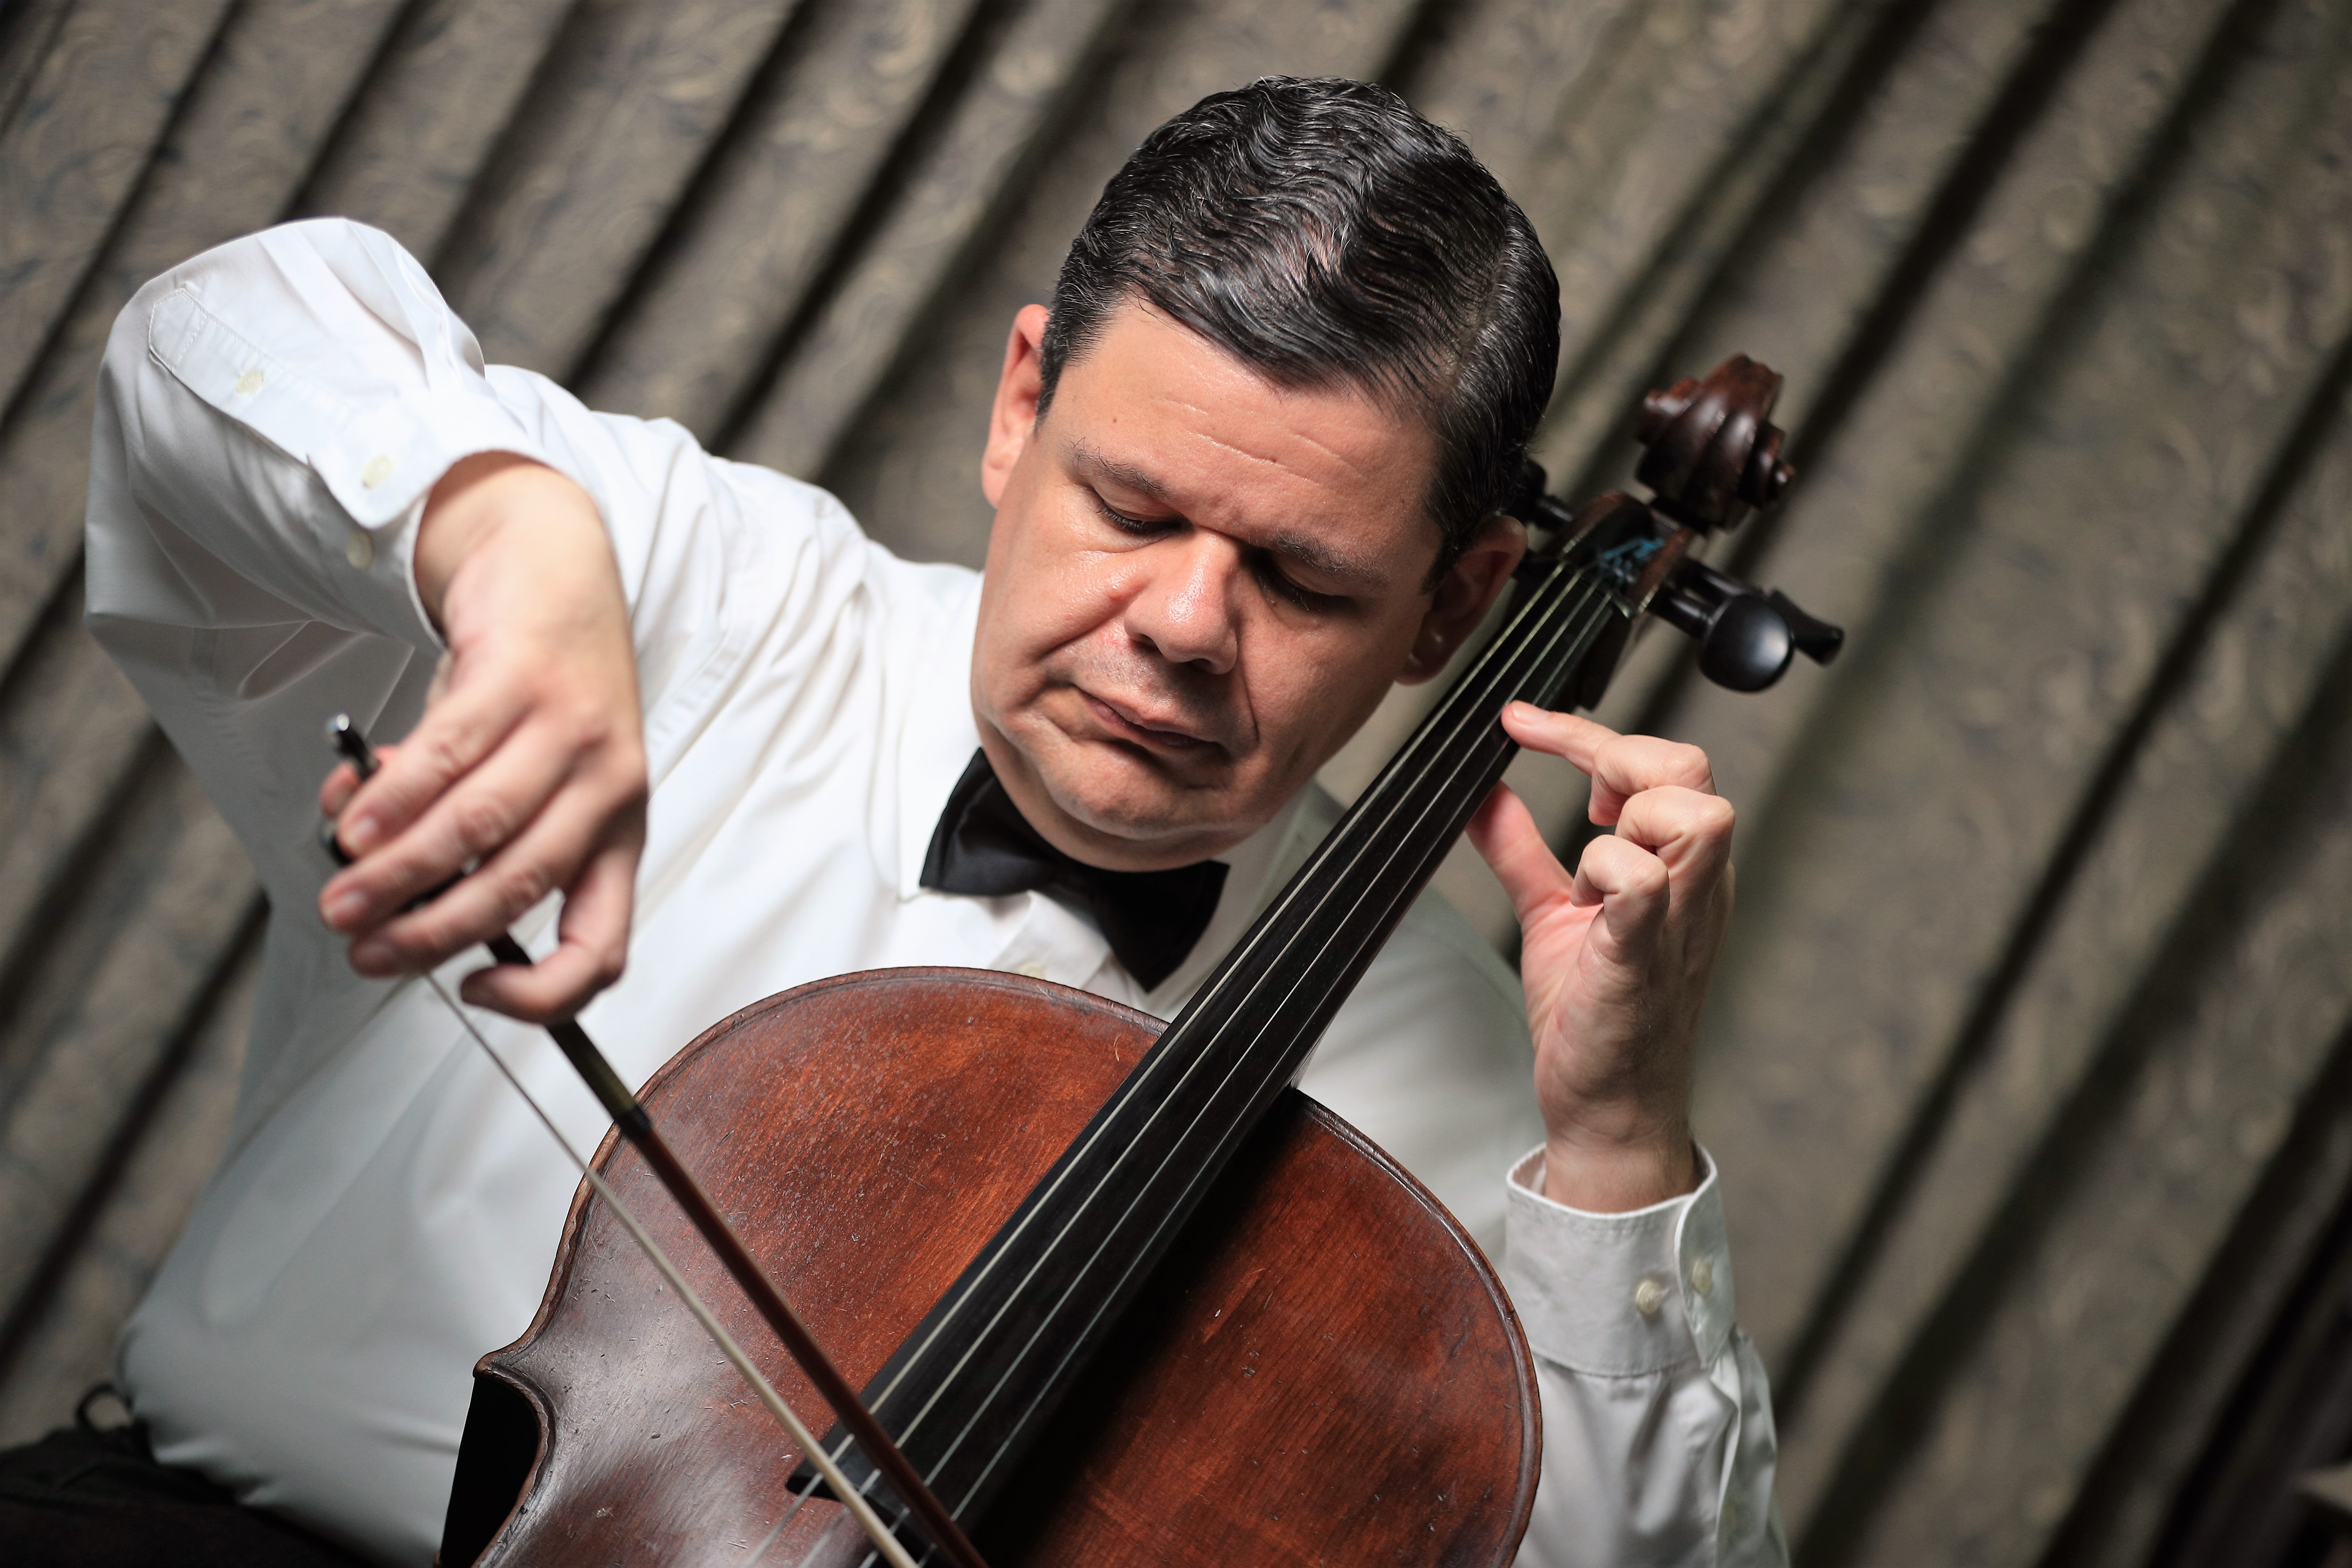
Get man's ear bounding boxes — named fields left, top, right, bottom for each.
left=1398, top=513, right=1528, bottom=686
left=982, top=304, right=1053, bottom=508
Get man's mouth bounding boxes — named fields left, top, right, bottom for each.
left=1081, top=690, right=1214, bottom=753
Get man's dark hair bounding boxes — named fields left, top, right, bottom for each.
left=1038, top=76, right=1559, bottom=584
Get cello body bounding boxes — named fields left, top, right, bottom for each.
left=435, top=355, right=1829, bottom=1567
left=442, top=968, right=1541, bottom=1567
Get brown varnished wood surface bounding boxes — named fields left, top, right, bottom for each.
left=472, top=968, right=1537, bottom=1566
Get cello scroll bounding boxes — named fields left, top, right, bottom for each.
left=1516, top=353, right=1843, bottom=700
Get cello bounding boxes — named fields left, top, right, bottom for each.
left=408, top=356, right=1839, bottom=1567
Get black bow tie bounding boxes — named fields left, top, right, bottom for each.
left=920, top=750, right=1228, bottom=991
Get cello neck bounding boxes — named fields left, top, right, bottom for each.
left=814, top=494, right=1665, bottom=1531
left=1164, top=493, right=1658, bottom=1084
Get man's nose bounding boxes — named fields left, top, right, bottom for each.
left=1124, top=534, right=1242, bottom=674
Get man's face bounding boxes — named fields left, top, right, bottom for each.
left=971, top=299, right=1522, bottom=872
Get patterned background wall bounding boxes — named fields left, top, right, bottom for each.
left=3, top=0, right=2350, bottom=1563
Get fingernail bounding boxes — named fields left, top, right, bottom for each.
left=351, top=937, right=392, bottom=972
left=324, top=890, right=369, bottom=928
left=342, top=815, right=380, bottom=855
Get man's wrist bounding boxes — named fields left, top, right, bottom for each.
left=415, top=453, right=584, bottom=628
left=1537, top=1127, right=1699, bottom=1213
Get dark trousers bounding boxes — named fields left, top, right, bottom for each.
left=0, top=1409, right=364, bottom=1568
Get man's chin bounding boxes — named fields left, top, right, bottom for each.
left=985, top=714, right=1258, bottom=866
left=1032, top=755, right=1258, bottom=867
left=1047, top=784, right=1227, bottom=858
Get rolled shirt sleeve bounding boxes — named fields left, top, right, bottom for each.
left=83, top=216, right=805, bottom=1145
left=92, top=218, right=562, bottom=655
left=86, top=217, right=787, bottom=906
left=1505, top=1146, right=1787, bottom=1568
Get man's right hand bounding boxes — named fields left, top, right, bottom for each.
left=316, top=452, right=648, bottom=1023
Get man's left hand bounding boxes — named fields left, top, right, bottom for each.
left=1467, top=703, right=1734, bottom=1213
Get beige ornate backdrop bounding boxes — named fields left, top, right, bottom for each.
left=3, top=0, right=2350, bottom=1563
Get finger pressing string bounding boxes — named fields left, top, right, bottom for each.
left=1608, top=787, right=1736, bottom=879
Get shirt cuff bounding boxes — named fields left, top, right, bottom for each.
left=1500, top=1142, right=1736, bottom=1375
left=313, top=392, right=533, bottom=654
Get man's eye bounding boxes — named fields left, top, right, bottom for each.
left=1252, top=554, right=1346, bottom=613
left=1089, top=493, right=1162, bottom=536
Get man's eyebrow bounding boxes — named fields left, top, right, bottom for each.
left=1069, top=442, right=1174, bottom=504
left=1069, top=439, right=1391, bottom=593
left=1265, top=532, right=1388, bottom=592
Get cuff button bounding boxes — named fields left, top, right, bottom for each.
left=345, top=529, right=376, bottom=570
left=1633, top=1276, right=1668, bottom=1319
left=361, top=453, right=396, bottom=489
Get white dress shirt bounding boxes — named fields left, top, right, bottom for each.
left=83, top=218, right=1784, bottom=1568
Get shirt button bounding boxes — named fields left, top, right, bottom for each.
left=1690, top=1257, right=1715, bottom=1298
left=1016, top=961, right=1048, bottom=979
left=345, top=530, right=376, bottom=570
left=361, top=454, right=396, bottom=489
left=1633, top=1276, right=1668, bottom=1319
left=234, top=368, right=265, bottom=395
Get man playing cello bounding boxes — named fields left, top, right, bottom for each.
left=43, top=75, right=1779, bottom=1567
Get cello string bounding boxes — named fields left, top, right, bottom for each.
left=750, top=1422, right=870, bottom=1568
left=315, top=545, right=1611, bottom=1568
left=327, top=718, right=972, bottom=1568
left=784, top=1501, right=854, bottom=1568
left=494, top=548, right=1619, bottom=1550
left=843, top=559, right=1610, bottom=1453
left=767, top=547, right=1629, bottom=1532
left=1248, top=579, right=1631, bottom=1016
left=878, top=569, right=1624, bottom=1504
left=744, top=1452, right=839, bottom=1568
left=779, top=1417, right=921, bottom=1568
left=908, top=580, right=1628, bottom=1507
left=922, top=578, right=1629, bottom=1504
left=754, top=1417, right=894, bottom=1568
left=795, top=1495, right=902, bottom=1568
left=418, top=974, right=921, bottom=1568
left=854, top=564, right=1615, bottom=1491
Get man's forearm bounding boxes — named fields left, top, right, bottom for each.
left=320, top=419, right=645, bottom=1023
left=415, top=453, right=607, bottom=632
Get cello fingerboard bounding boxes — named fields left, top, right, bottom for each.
left=822, top=495, right=1660, bottom=1540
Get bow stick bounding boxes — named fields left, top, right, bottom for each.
left=323, top=715, right=987, bottom=1568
